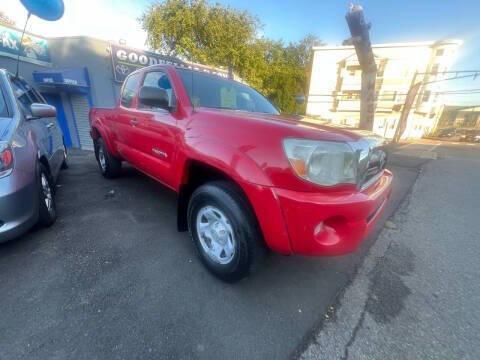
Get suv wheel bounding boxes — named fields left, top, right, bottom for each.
left=61, top=145, right=68, bottom=169
left=95, top=138, right=121, bottom=178
left=38, top=163, right=57, bottom=227
left=187, top=181, right=266, bottom=282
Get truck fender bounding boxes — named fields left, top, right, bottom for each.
left=90, top=122, right=118, bottom=157
left=176, top=139, right=294, bottom=254
left=179, top=138, right=273, bottom=187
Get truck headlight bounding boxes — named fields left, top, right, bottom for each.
left=283, top=139, right=357, bottom=186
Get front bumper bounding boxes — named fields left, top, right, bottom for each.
left=0, top=169, right=38, bottom=243
left=274, top=170, right=393, bottom=256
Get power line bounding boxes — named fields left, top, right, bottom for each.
left=416, top=70, right=480, bottom=75
left=309, top=88, right=480, bottom=99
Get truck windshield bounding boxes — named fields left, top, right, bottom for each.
left=177, top=68, right=279, bottom=115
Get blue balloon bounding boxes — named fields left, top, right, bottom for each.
left=20, top=0, right=65, bottom=21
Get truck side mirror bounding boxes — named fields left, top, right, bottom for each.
left=138, top=86, right=170, bottom=110
left=30, top=103, right=57, bottom=118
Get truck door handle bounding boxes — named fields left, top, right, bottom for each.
left=130, top=118, right=139, bottom=126
left=46, top=122, right=55, bottom=129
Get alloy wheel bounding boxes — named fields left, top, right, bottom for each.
left=196, top=205, right=236, bottom=265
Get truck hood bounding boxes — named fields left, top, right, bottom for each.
left=198, top=108, right=386, bottom=144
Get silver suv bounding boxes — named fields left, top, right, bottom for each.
left=0, top=70, right=67, bottom=242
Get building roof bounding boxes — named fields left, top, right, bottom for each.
left=443, top=105, right=480, bottom=112
left=312, top=39, right=463, bottom=51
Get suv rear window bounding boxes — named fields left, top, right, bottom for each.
left=9, top=76, right=45, bottom=116
left=0, top=88, right=9, bottom=118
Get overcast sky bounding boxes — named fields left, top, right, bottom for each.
left=2, top=0, right=479, bottom=105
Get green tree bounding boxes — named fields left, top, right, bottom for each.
left=142, top=0, right=259, bottom=67
left=259, top=35, right=321, bottom=114
left=141, top=0, right=321, bottom=114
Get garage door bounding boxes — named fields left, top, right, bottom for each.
left=70, top=94, right=93, bottom=150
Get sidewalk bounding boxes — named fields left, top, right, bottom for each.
left=300, top=154, right=480, bottom=359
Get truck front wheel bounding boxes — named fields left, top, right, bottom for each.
left=95, top=138, right=121, bottom=178
left=187, top=181, right=265, bottom=282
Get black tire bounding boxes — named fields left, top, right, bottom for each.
left=38, top=163, right=57, bottom=227
left=95, top=137, right=121, bottom=178
left=187, top=181, right=266, bottom=283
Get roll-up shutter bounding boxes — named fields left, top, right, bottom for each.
left=70, top=94, right=93, bottom=150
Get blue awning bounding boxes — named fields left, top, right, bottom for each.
left=33, top=68, right=90, bottom=94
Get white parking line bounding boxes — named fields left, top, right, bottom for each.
left=396, top=143, right=415, bottom=150
left=427, top=142, right=441, bottom=152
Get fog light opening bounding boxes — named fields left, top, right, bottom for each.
left=314, top=222, right=324, bottom=236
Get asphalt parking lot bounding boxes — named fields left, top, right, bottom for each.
left=0, top=149, right=420, bottom=360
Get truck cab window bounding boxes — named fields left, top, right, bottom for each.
left=141, top=71, right=176, bottom=109
left=177, top=68, right=279, bottom=115
left=121, top=73, right=141, bottom=108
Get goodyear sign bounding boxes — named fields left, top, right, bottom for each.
left=110, top=44, right=229, bottom=83
left=0, top=25, right=51, bottom=66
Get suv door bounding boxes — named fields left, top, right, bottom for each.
left=34, top=87, right=64, bottom=176
left=132, top=70, right=179, bottom=188
left=10, top=77, right=64, bottom=178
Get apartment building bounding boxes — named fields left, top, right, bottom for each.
left=306, top=40, right=462, bottom=139
left=437, top=105, right=480, bottom=129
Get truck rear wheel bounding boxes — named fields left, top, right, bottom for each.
left=187, top=181, right=265, bottom=282
left=95, top=138, right=121, bottom=178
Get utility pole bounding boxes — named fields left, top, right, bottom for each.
left=392, top=71, right=421, bottom=143
left=345, top=4, right=377, bottom=130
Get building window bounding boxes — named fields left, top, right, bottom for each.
left=422, top=90, right=431, bottom=102
left=343, top=90, right=361, bottom=100
left=464, top=113, right=479, bottom=127
left=436, top=48, right=444, bottom=56
left=346, top=65, right=361, bottom=76
left=431, top=64, right=439, bottom=75
left=382, top=91, right=397, bottom=101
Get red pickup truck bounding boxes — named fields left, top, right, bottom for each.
left=89, top=65, right=393, bottom=282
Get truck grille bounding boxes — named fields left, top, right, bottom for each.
left=363, top=148, right=387, bottom=185
left=349, top=137, right=388, bottom=190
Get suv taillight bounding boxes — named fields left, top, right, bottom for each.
left=0, top=143, right=13, bottom=177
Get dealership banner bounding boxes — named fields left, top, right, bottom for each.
left=0, top=25, right=51, bottom=66
left=110, top=44, right=229, bottom=83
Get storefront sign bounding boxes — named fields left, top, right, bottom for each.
left=33, top=68, right=90, bottom=94
left=110, top=44, right=229, bottom=83
left=0, top=25, right=51, bottom=66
